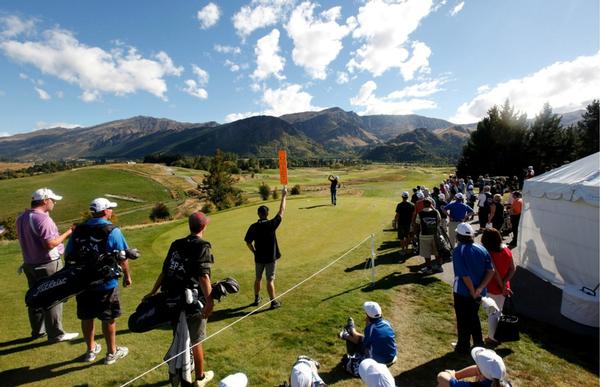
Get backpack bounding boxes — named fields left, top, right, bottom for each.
left=67, top=223, right=115, bottom=267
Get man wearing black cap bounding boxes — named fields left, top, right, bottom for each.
left=245, top=187, right=287, bottom=309
left=394, top=192, right=415, bottom=256
left=143, top=211, right=215, bottom=386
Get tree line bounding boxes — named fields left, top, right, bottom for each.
left=456, top=100, right=599, bottom=179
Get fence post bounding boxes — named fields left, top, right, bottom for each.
left=370, top=233, right=376, bottom=285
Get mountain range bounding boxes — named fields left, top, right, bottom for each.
left=0, top=107, right=584, bottom=163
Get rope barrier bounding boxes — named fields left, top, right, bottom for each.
left=120, top=232, right=375, bottom=386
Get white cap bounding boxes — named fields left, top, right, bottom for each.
left=363, top=301, right=382, bottom=318
left=358, top=359, right=395, bottom=387
left=402, top=191, right=409, bottom=198
left=219, top=373, right=248, bottom=387
left=438, top=193, right=446, bottom=200
left=456, top=222, right=474, bottom=236
left=90, top=198, right=117, bottom=212
left=471, top=347, right=507, bottom=381
left=416, top=191, right=424, bottom=199
left=290, top=362, right=315, bottom=387
left=32, top=188, right=63, bottom=201
left=455, top=193, right=464, bottom=200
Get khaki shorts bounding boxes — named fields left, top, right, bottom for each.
left=255, top=261, right=276, bottom=281
left=419, top=235, right=438, bottom=258
left=187, top=315, right=207, bottom=345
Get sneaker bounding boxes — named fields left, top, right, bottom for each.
left=31, top=332, right=47, bottom=340
left=84, top=343, right=102, bottom=362
left=52, top=332, right=79, bottom=342
left=344, top=317, right=355, bottom=332
left=252, top=295, right=262, bottom=306
left=104, top=346, right=128, bottom=365
left=194, top=370, right=214, bottom=387
left=418, top=266, right=433, bottom=275
left=484, top=337, right=500, bottom=347
left=270, top=300, right=281, bottom=309
left=432, top=265, right=444, bottom=273
left=338, top=329, right=350, bottom=340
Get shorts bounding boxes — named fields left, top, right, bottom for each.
left=418, top=235, right=438, bottom=258
left=397, top=224, right=411, bottom=239
left=255, top=261, right=276, bottom=281
left=186, top=314, right=207, bottom=345
left=76, top=287, right=121, bottom=321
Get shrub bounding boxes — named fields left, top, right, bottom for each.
left=258, top=183, right=270, bottom=200
left=291, top=184, right=301, bottom=195
left=272, top=188, right=279, bottom=200
left=0, top=215, right=17, bottom=240
left=201, top=202, right=215, bottom=214
left=150, top=202, right=171, bottom=222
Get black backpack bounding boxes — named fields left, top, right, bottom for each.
left=67, top=223, right=116, bottom=267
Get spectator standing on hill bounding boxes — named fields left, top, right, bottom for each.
left=395, top=192, right=415, bottom=256
left=487, top=194, right=505, bottom=231
left=410, top=186, right=420, bottom=204
left=143, top=212, right=215, bottom=386
left=508, top=191, right=523, bottom=247
left=525, top=166, right=535, bottom=180
left=435, top=193, right=449, bottom=233
left=245, top=187, right=287, bottom=309
left=481, top=228, right=515, bottom=346
left=328, top=175, right=340, bottom=206
left=442, top=193, right=474, bottom=248
left=16, top=188, right=79, bottom=342
left=415, top=198, right=443, bottom=274
left=66, top=198, right=132, bottom=364
left=451, top=223, right=494, bottom=354
left=477, top=186, right=492, bottom=232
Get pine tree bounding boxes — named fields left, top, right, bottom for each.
left=527, top=103, right=564, bottom=172
left=202, top=149, right=244, bottom=210
left=576, top=100, right=599, bottom=158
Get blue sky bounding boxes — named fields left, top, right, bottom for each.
left=0, top=0, right=598, bottom=136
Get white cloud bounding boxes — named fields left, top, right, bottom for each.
left=225, top=59, right=240, bottom=72
left=450, top=1, right=465, bottom=16
left=183, top=64, right=209, bottom=99
left=350, top=79, right=440, bottom=115
left=214, top=44, right=241, bottom=54
left=347, top=0, right=433, bottom=79
left=233, top=0, right=294, bottom=39
left=251, top=29, right=285, bottom=80
left=35, top=121, right=81, bottom=129
left=261, top=83, right=320, bottom=115
left=336, top=71, right=349, bottom=84
left=0, top=27, right=183, bottom=101
left=224, top=111, right=258, bottom=122
left=0, top=15, right=35, bottom=38
left=285, top=2, right=355, bottom=80
left=34, top=86, right=50, bottom=100
left=450, top=51, right=600, bottom=123
left=197, top=3, right=221, bottom=29
left=0, top=132, right=10, bottom=137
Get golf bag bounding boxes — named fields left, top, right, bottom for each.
left=25, top=248, right=140, bottom=310
left=500, top=210, right=512, bottom=237
left=435, top=225, right=452, bottom=261
left=128, top=277, right=240, bottom=333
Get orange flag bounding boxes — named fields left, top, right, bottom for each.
left=278, top=149, right=288, bottom=185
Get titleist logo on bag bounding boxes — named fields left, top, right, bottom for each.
left=32, top=277, right=67, bottom=296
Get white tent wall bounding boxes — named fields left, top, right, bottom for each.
left=518, top=194, right=599, bottom=289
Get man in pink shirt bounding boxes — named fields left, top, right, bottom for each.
left=16, top=188, right=79, bottom=342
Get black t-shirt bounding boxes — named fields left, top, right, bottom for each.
left=418, top=209, right=440, bottom=236
left=244, top=214, right=282, bottom=263
left=330, top=178, right=339, bottom=190
left=160, top=235, right=213, bottom=294
left=395, top=201, right=415, bottom=225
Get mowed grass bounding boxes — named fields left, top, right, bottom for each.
left=0, top=167, right=173, bottom=226
left=0, top=164, right=596, bottom=386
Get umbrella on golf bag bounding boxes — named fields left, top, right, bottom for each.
left=128, top=277, right=240, bottom=333
left=25, top=248, right=140, bottom=310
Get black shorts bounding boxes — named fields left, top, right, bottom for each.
left=76, top=287, right=121, bottom=321
left=397, top=224, right=411, bottom=239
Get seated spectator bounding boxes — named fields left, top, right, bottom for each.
left=339, top=302, right=397, bottom=376
left=437, top=347, right=512, bottom=387
left=289, top=356, right=327, bottom=387
left=358, top=358, right=395, bottom=387
left=219, top=373, right=248, bottom=387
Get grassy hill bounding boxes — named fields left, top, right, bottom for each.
left=0, top=164, right=596, bottom=386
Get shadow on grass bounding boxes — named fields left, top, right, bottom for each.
left=397, top=349, right=514, bottom=386
left=321, top=283, right=370, bottom=302
left=0, top=336, right=85, bottom=357
left=298, top=204, right=330, bottom=210
left=318, top=357, right=353, bottom=386
left=361, top=271, right=438, bottom=292
left=0, top=356, right=101, bottom=386
left=209, top=304, right=259, bottom=322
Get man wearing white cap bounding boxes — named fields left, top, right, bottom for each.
left=65, top=198, right=132, bottom=365
left=339, top=301, right=397, bottom=368
left=436, top=347, right=512, bottom=386
left=359, top=358, right=395, bottom=387
left=16, top=188, right=79, bottom=342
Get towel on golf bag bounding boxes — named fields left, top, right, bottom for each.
left=25, top=248, right=140, bottom=310
left=166, top=311, right=194, bottom=386
left=128, top=277, right=240, bottom=333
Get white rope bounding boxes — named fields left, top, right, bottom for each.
left=120, top=232, right=374, bottom=386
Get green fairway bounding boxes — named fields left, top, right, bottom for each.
left=0, top=164, right=596, bottom=386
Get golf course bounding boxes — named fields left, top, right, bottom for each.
left=0, top=163, right=596, bottom=386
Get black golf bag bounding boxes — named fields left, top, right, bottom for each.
left=128, top=277, right=240, bottom=333
left=25, top=248, right=140, bottom=310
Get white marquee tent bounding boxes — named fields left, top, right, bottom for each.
left=517, top=152, right=600, bottom=327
